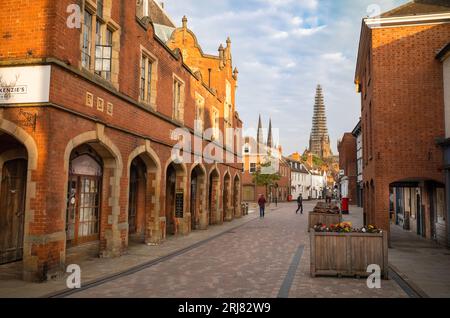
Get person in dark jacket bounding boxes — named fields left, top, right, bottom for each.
left=258, top=194, right=267, bottom=218
left=296, top=195, right=303, bottom=214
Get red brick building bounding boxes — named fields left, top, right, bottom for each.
left=242, top=117, right=291, bottom=203
left=0, top=0, right=243, bottom=281
left=355, top=0, right=450, bottom=244
left=338, top=133, right=357, bottom=206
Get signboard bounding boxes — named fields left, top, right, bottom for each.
left=0, top=65, right=51, bottom=104
left=175, top=192, right=184, bottom=219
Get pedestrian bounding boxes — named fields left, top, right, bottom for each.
left=258, top=194, right=267, bottom=218
left=296, top=194, right=303, bottom=214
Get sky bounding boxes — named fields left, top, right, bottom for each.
left=163, top=0, right=409, bottom=155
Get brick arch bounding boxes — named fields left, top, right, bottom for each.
left=222, top=170, right=232, bottom=222
left=233, top=172, right=242, bottom=218
left=126, top=141, right=162, bottom=245
left=162, top=157, right=188, bottom=237
left=189, top=163, right=208, bottom=230
left=62, top=127, right=124, bottom=258
left=208, top=166, right=221, bottom=225
left=0, top=116, right=39, bottom=281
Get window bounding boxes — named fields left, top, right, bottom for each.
left=250, top=163, right=257, bottom=173
left=104, top=28, right=113, bottom=81
left=97, top=0, right=104, bottom=18
left=195, top=93, right=205, bottom=132
left=94, top=22, right=112, bottom=80
left=94, top=20, right=103, bottom=76
left=173, top=77, right=184, bottom=122
left=82, top=11, right=93, bottom=69
left=140, top=54, right=154, bottom=105
left=212, top=107, right=220, bottom=141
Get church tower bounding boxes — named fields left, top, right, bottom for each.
left=309, top=84, right=332, bottom=159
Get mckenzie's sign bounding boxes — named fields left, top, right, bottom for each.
left=0, top=65, right=50, bottom=104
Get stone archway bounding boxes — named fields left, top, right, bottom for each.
left=163, top=160, right=187, bottom=238
left=190, top=164, right=207, bottom=230
left=0, top=116, right=38, bottom=281
left=233, top=174, right=242, bottom=218
left=126, top=142, right=161, bottom=245
left=223, top=171, right=232, bottom=222
left=208, top=168, right=220, bottom=225
left=63, top=126, right=123, bottom=259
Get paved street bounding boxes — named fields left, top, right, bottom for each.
left=65, top=202, right=406, bottom=298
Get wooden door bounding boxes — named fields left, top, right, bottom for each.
left=128, top=164, right=138, bottom=235
left=0, top=159, right=27, bottom=264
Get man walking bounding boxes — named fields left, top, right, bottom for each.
left=258, top=194, right=267, bottom=218
left=296, top=194, right=303, bottom=214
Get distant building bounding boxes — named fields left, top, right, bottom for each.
left=242, top=116, right=291, bottom=203
left=309, top=85, right=333, bottom=159
left=287, top=157, right=311, bottom=200
left=355, top=0, right=450, bottom=245
left=352, top=120, right=363, bottom=208
left=338, top=133, right=357, bottom=206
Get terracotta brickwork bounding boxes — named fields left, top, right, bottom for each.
left=338, top=133, right=357, bottom=205
left=356, top=17, right=449, bottom=240
left=0, top=0, right=243, bottom=281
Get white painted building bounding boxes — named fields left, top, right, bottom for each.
left=287, top=159, right=311, bottom=200
left=310, top=170, right=327, bottom=200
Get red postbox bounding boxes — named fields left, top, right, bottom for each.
left=341, top=198, right=349, bottom=215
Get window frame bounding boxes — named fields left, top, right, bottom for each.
left=82, top=10, right=93, bottom=70
left=172, top=75, right=185, bottom=123
left=195, top=93, right=205, bottom=133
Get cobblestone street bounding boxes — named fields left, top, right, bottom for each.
left=63, top=202, right=407, bottom=298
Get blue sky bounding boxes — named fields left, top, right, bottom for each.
left=164, top=0, right=409, bottom=155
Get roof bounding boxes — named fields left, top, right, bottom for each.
left=381, top=0, right=450, bottom=18
left=352, top=120, right=362, bottom=137
left=286, top=158, right=310, bottom=173
left=436, top=42, right=450, bottom=60
left=154, top=23, right=175, bottom=43
left=149, top=0, right=176, bottom=28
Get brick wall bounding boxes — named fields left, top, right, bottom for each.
left=357, top=22, right=449, bottom=233
left=338, top=133, right=357, bottom=205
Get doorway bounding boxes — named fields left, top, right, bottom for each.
left=0, top=159, right=27, bottom=264
left=66, top=154, right=102, bottom=247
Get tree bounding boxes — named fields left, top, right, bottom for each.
left=252, top=161, right=281, bottom=199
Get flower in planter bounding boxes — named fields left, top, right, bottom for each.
left=314, top=222, right=383, bottom=234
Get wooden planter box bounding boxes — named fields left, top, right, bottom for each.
left=310, top=231, right=389, bottom=279
left=308, top=212, right=342, bottom=232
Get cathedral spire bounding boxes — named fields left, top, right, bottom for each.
left=309, top=84, right=332, bottom=158
left=267, top=118, right=273, bottom=148
left=257, top=114, right=263, bottom=145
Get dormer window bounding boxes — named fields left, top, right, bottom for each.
left=137, top=0, right=150, bottom=19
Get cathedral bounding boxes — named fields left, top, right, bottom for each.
left=309, top=84, right=333, bottom=159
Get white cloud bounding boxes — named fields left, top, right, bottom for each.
left=321, top=52, right=348, bottom=63
left=291, top=25, right=327, bottom=37
left=271, top=31, right=289, bottom=39
left=163, top=0, right=410, bottom=154
left=291, top=16, right=303, bottom=26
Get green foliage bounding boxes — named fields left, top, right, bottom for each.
left=302, top=154, right=324, bottom=167
left=252, top=161, right=281, bottom=188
